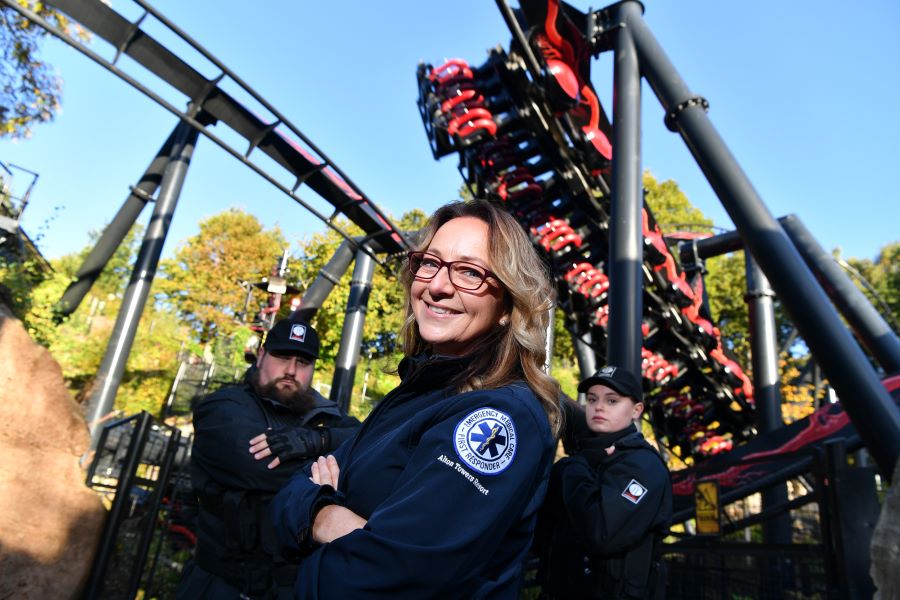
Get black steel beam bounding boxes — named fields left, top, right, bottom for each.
left=330, top=247, right=376, bottom=413
left=626, top=10, right=900, bottom=475
left=85, top=122, right=199, bottom=448
left=780, top=214, right=900, bottom=375
left=679, top=229, right=742, bottom=263
left=681, top=215, right=900, bottom=375
left=745, top=256, right=791, bottom=545
left=11, top=0, right=408, bottom=255
left=289, top=239, right=356, bottom=323
left=55, top=125, right=179, bottom=317
left=606, top=1, right=644, bottom=375
left=573, top=329, right=598, bottom=381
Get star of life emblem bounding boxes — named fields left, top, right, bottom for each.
left=621, top=479, right=648, bottom=504
left=454, top=407, right=517, bottom=476
left=289, top=324, right=306, bottom=342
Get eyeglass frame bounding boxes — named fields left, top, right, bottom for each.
left=407, top=251, right=500, bottom=291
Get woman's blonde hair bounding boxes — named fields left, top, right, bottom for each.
left=400, top=199, right=562, bottom=435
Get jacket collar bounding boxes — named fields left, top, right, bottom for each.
left=397, top=352, right=473, bottom=382
left=579, top=422, right=640, bottom=451
left=249, top=383, right=343, bottom=424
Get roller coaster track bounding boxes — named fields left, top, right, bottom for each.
left=9, top=0, right=898, bottom=470
left=416, top=0, right=756, bottom=460
left=1, top=0, right=410, bottom=262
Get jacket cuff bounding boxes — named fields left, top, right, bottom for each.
left=296, top=485, right=346, bottom=550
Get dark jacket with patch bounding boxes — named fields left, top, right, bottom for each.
left=179, top=382, right=360, bottom=599
left=270, top=354, right=556, bottom=599
left=536, top=426, right=672, bottom=599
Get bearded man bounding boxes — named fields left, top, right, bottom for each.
left=177, top=319, right=360, bottom=599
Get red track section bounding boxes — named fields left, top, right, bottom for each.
left=416, top=2, right=756, bottom=460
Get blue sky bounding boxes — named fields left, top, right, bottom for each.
left=2, top=0, right=898, bottom=264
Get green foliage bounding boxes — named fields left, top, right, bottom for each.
left=113, top=309, right=190, bottom=415
left=704, top=252, right=750, bottom=359
left=159, top=209, right=287, bottom=343
left=551, top=308, right=576, bottom=369
left=2, top=218, right=194, bottom=415
left=642, top=170, right=753, bottom=359
left=291, top=211, right=426, bottom=364
left=550, top=361, right=580, bottom=400
left=844, top=242, right=900, bottom=334
left=0, top=2, right=86, bottom=138
left=4, top=186, right=895, bottom=436
left=0, top=253, right=51, bottom=320
left=642, top=171, right=713, bottom=233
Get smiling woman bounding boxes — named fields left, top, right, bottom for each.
left=408, top=217, right=508, bottom=356
left=271, top=198, right=563, bottom=599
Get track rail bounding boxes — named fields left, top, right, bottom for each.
left=2, top=0, right=410, bottom=262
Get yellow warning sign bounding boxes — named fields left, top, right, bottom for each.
left=695, top=480, right=721, bottom=535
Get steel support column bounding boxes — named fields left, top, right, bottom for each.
left=56, top=126, right=180, bottom=317
left=330, top=246, right=375, bottom=413
left=683, top=215, right=900, bottom=375
left=573, top=329, right=598, bottom=381
left=745, top=256, right=791, bottom=546
left=780, top=214, right=900, bottom=374
left=606, top=1, right=644, bottom=376
left=626, top=11, right=900, bottom=475
left=544, top=303, right=556, bottom=373
left=85, top=122, right=199, bottom=449
left=290, top=239, right=356, bottom=323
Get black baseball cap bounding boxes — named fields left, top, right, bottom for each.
left=263, top=319, right=320, bottom=359
left=577, top=365, right=643, bottom=402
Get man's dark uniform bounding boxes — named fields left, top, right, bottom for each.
left=177, top=321, right=360, bottom=599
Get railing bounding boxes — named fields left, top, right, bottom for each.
left=85, top=412, right=191, bottom=599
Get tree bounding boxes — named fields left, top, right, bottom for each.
left=290, top=211, right=427, bottom=361
left=0, top=219, right=193, bottom=414
left=158, top=209, right=287, bottom=343
left=845, top=242, right=900, bottom=335
left=0, top=2, right=84, bottom=138
left=704, top=251, right=751, bottom=359
left=642, top=171, right=714, bottom=233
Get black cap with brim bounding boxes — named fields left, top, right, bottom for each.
left=577, top=365, right=643, bottom=402
left=263, top=319, right=320, bottom=359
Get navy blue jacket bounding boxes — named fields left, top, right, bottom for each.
left=536, top=426, right=672, bottom=599
left=271, top=355, right=556, bottom=599
left=179, top=383, right=360, bottom=599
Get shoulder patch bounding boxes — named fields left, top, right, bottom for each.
left=454, top=407, right=517, bottom=476
left=621, top=479, right=648, bottom=504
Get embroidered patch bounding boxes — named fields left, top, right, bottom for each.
left=600, top=365, right=617, bottom=376
left=289, top=324, right=306, bottom=342
left=454, top=407, right=517, bottom=476
left=621, top=479, right=648, bottom=504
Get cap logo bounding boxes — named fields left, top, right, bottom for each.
left=600, top=366, right=617, bottom=377
left=289, top=324, right=306, bottom=342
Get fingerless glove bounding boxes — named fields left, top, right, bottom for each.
left=267, top=427, right=329, bottom=461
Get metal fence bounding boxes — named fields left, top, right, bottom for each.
left=665, top=541, right=829, bottom=599
left=85, top=412, right=194, bottom=599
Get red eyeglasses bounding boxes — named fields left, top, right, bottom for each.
left=408, top=251, right=498, bottom=291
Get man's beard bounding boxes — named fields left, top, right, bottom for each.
left=251, top=370, right=316, bottom=414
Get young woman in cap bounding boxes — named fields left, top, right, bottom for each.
left=535, top=366, right=672, bottom=599
left=271, top=199, right=561, bottom=598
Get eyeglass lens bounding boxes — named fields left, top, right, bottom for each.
left=410, top=253, right=487, bottom=290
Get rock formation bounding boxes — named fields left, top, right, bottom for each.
left=0, top=302, right=106, bottom=598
